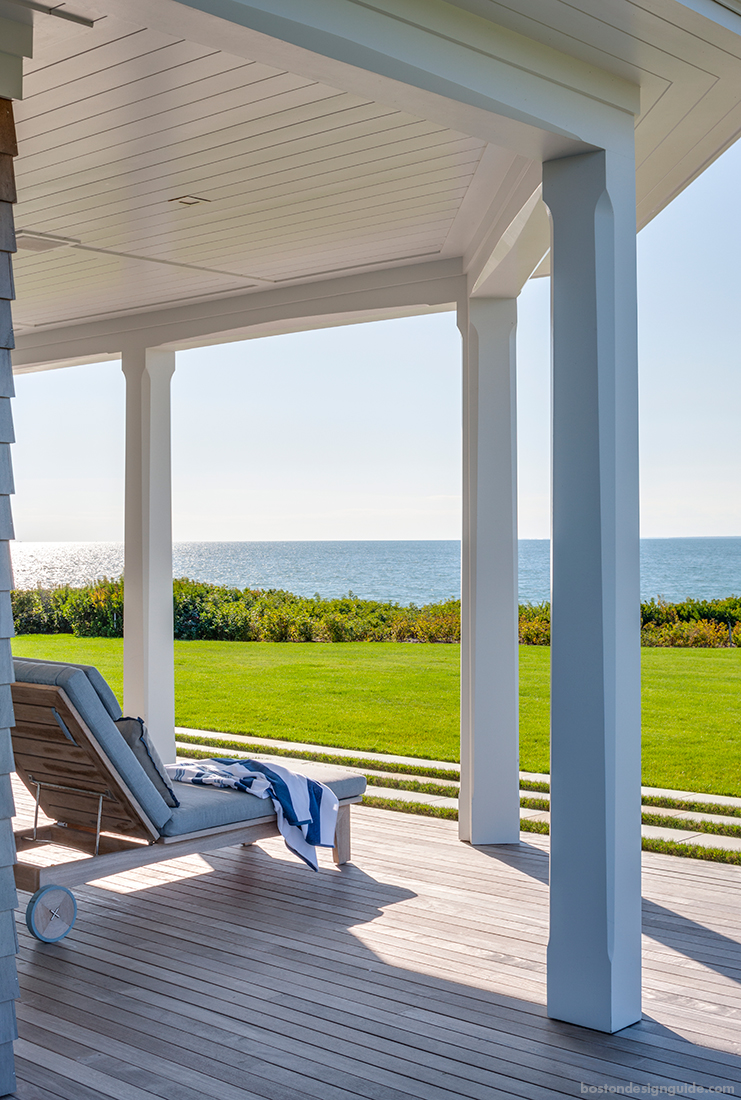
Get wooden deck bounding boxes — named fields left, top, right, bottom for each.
left=10, top=787, right=741, bottom=1099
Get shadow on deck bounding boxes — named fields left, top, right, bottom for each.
left=11, top=803, right=741, bottom=1099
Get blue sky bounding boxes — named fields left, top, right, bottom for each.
left=10, top=138, right=741, bottom=542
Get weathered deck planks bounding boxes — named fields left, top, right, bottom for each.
left=10, top=781, right=741, bottom=1099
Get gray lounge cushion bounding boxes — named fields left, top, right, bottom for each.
left=160, top=782, right=275, bottom=836
left=162, top=759, right=366, bottom=838
left=114, top=717, right=179, bottom=809
left=15, top=657, right=122, bottom=721
left=290, top=761, right=367, bottom=802
left=12, top=659, right=172, bottom=832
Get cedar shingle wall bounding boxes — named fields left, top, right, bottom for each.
left=0, top=96, right=19, bottom=1098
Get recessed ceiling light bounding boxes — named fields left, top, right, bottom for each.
left=168, top=195, right=211, bottom=206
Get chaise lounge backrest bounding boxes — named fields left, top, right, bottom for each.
left=12, top=658, right=172, bottom=833
left=19, top=657, right=123, bottom=721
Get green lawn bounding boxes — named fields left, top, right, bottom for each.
left=11, top=636, right=741, bottom=796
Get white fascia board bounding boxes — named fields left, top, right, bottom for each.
left=95, top=0, right=639, bottom=158
left=13, top=305, right=457, bottom=374
left=675, top=0, right=741, bottom=31
left=164, top=303, right=461, bottom=355
left=12, top=259, right=465, bottom=371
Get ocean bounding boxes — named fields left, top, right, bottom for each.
left=9, top=538, right=741, bottom=606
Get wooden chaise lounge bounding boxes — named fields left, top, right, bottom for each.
left=10, top=658, right=366, bottom=941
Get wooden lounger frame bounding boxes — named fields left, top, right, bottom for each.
left=10, top=682, right=359, bottom=894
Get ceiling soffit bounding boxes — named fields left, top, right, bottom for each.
left=8, top=0, right=741, bottom=365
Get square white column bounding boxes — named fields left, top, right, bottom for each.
left=459, top=297, right=520, bottom=845
left=543, top=147, right=642, bottom=1032
left=121, top=348, right=176, bottom=763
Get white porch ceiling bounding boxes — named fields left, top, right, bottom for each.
left=7, top=0, right=741, bottom=365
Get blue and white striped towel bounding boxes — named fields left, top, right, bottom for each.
left=166, top=758, right=339, bottom=871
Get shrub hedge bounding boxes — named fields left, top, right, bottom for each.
left=9, top=580, right=741, bottom=647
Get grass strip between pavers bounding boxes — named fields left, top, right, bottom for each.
left=176, top=735, right=460, bottom=781
left=521, top=796, right=550, bottom=811
left=361, top=796, right=458, bottom=820
left=641, top=794, right=741, bottom=819
left=361, top=774, right=459, bottom=797
left=520, top=818, right=550, bottom=835
left=520, top=779, right=551, bottom=793
left=641, top=812, right=741, bottom=838
left=641, top=837, right=741, bottom=865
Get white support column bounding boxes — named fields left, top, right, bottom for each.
left=459, top=297, right=520, bottom=845
left=121, top=348, right=176, bottom=763
left=543, top=147, right=642, bottom=1032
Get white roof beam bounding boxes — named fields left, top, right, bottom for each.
left=11, top=257, right=465, bottom=370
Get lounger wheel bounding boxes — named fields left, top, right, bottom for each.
left=25, top=885, right=77, bottom=943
